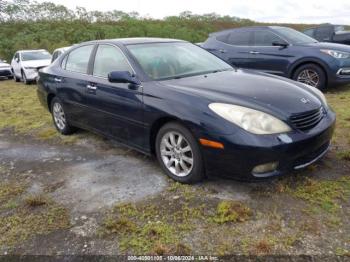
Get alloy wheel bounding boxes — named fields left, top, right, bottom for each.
left=160, top=131, right=194, bottom=177
left=297, top=69, right=319, bottom=87
left=53, top=102, right=66, bottom=131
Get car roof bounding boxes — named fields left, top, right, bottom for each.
left=17, top=49, right=48, bottom=53
left=210, top=26, right=287, bottom=36
left=81, top=37, right=186, bottom=45
left=53, top=46, right=71, bottom=53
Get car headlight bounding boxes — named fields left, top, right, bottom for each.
left=320, top=49, right=350, bottom=59
left=209, top=103, right=291, bottom=135
left=300, top=83, right=328, bottom=107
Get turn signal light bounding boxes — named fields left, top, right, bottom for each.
left=199, top=138, right=224, bottom=149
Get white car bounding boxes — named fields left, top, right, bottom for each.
left=11, top=49, right=52, bottom=84
left=51, top=46, right=71, bottom=63
left=0, top=59, right=13, bottom=79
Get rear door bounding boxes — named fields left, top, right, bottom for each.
left=245, top=30, right=292, bottom=76
left=85, top=44, right=145, bottom=149
left=55, top=44, right=95, bottom=127
left=209, top=30, right=256, bottom=69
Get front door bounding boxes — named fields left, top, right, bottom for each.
left=246, top=30, right=292, bottom=76
left=85, top=44, right=145, bottom=150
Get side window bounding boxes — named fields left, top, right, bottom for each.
left=252, top=31, right=284, bottom=46
left=315, top=27, right=332, bottom=41
left=61, top=54, right=68, bottom=68
left=304, top=29, right=315, bottom=37
left=65, top=45, right=94, bottom=74
left=93, top=45, right=132, bottom=78
left=216, top=31, right=251, bottom=46
left=52, top=51, right=60, bottom=62
left=227, top=31, right=251, bottom=46
left=14, top=53, right=19, bottom=60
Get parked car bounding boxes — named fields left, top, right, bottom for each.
left=38, top=38, right=335, bottom=183
left=0, top=59, right=13, bottom=79
left=202, top=26, right=350, bottom=89
left=303, top=24, right=350, bottom=45
left=51, top=47, right=71, bottom=63
left=11, top=49, right=51, bottom=84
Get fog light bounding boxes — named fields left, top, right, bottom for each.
left=338, top=68, right=350, bottom=76
left=252, top=162, right=278, bottom=174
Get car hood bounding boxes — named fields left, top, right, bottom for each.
left=160, top=69, right=322, bottom=117
left=21, top=59, right=51, bottom=68
left=0, top=62, right=10, bottom=67
left=298, top=42, right=350, bottom=52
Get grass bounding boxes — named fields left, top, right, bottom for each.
left=0, top=81, right=52, bottom=134
left=211, top=200, right=252, bottom=224
left=101, top=184, right=209, bottom=254
left=290, top=176, right=350, bottom=213
left=0, top=81, right=81, bottom=143
left=25, top=194, right=48, bottom=207
left=0, top=182, right=70, bottom=247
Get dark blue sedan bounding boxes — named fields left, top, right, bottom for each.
left=202, top=26, right=350, bottom=89
left=37, top=38, right=335, bottom=183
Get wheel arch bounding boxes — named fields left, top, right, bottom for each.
left=149, top=116, right=193, bottom=156
left=288, top=60, right=329, bottom=85
left=47, top=93, right=56, bottom=112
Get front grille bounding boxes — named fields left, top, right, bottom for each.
left=290, top=107, right=325, bottom=131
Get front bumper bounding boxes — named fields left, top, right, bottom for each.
left=201, top=109, right=336, bottom=181
left=328, top=59, right=350, bottom=86
left=23, top=68, right=39, bottom=81
left=0, top=68, right=13, bottom=78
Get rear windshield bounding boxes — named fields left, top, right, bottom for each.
left=21, top=51, right=51, bottom=61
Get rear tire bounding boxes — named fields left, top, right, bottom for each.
left=155, top=122, right=204, bottom=184
left=292, top=63, right=326, bottom=90
left=50, top=97, right=76, bottom=135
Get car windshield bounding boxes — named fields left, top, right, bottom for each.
left=273, top=27, right=318, bottom=44
left=127, top=42, right=232, bottom=80
left=21, top=51, right=51, bottom=61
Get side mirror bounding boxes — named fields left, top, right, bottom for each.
left=272, top=41, right=289, bottom=48
left=108, top=71, right=141, bottom=85
left=15, top=58, right=19, bottom=63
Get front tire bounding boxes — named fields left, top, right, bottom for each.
left=292, top=63, right=326, bottom=90
left=50, top=97, right=76, bottom=135
left=21, top=70, right=30, bottom=85
left=155, top=122, right=204, bottom=184
left=13, top=71, right=20, bottom=82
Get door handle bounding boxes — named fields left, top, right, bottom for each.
left=249, top=51, right=260, bottom=54
left=54, top=77, right=62, bottom=83
left=219, top=49, right=227, bottom=53
left=87, top=84, right=97, bottom=90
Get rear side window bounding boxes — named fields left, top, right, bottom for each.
left=93, top=45, right=132, bottom=78
left=252, top=31, right=283, bottom=46
left=52, top=51, right=61, bottom=63
left=217, top=31, right=252, bottom=46
left=65, top=45, right=94, bottom=74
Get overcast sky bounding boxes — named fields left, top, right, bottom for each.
left=40, top=0, right=350, bottom=24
